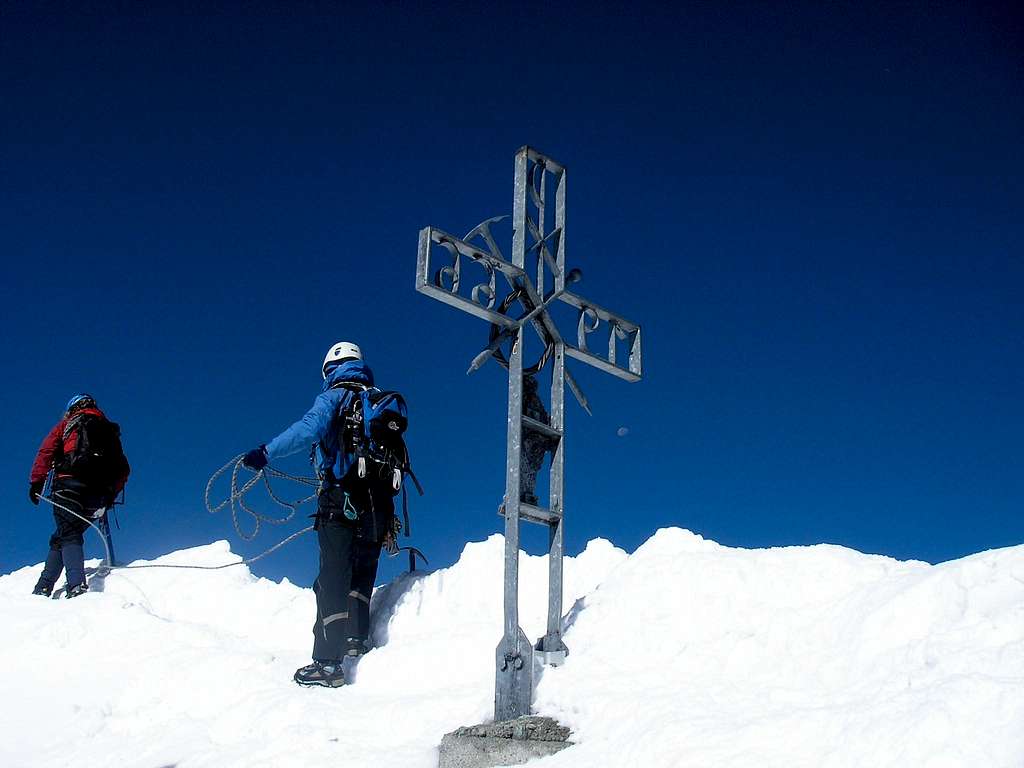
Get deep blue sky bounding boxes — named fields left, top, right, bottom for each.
left=2, top=2, right=1021, bottom=587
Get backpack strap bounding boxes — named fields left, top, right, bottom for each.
left=327, top=384, right=372, bottom=481
left=402, top=484, right=410, bottom=537
left=405, top=464, right=424, bottom=497
left=401, top=465, right=426, bottom=538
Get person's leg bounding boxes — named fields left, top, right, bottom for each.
left=296, top=493, right=356, bottom=687
left=343, top=539, right=383, bottom=655
left=33, top=530, right=64, bottom=595
left=61, top=543, right=87, bottom=596
left=52, top=485, right=89, bottom=590
left=311, top=517, right=356, bottom=664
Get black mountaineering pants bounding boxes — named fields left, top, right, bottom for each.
left=312, top=487, right=383, bottom=663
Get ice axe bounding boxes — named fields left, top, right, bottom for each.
left=467, top=268, right=583, bottom=375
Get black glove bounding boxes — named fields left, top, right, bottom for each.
left=29, top=480, right=44, bottom=505
left=242, top=445, right=268, bottom=471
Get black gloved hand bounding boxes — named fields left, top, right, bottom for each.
left=29, top=480, right=44, bottom=505
left=242, top=445, right=268, bottom=471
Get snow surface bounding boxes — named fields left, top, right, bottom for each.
left=2, top=529, right=1022, bottom=768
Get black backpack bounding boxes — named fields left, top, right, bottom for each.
left=62, top=414, right=128, bottom=494
left=335, top=385, right=424, bottom=530
left=337, top=386, right=410, bottom=495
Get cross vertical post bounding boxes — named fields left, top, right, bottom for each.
left=416, top=146, right=643, bottom=722
left=535, top=159, right=568, bottom=665
left=494, top=149, right=534, bottom=720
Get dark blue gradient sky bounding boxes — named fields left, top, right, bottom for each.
left=2, top=2, right=1021, bottom=586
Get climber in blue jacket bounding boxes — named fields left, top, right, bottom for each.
left=242, top=341, right=399, bottom=688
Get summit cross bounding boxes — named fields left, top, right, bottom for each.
left=415, top=146, right=643, bottom=721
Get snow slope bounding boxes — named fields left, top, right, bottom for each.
left=1, top=530, right=1022, bottom=768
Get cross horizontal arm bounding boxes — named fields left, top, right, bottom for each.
left=417, top=226, right=643, bottom=382
left=417, top=225, right=567, bottom=350
left=557, top=289, right=642, bottom=381
left=416, top=227, right=525, bottom=328
left=565, top=346, right=641, bottom=382
left=558, top=290, right=639, bottom=334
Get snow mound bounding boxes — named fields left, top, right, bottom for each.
left=1, top=530, right=1022, bottom=767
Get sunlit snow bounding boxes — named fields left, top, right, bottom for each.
left=1, top=529, right=1022, bottom=767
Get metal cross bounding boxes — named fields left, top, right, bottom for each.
left=416, top=146, right=643, bottom=721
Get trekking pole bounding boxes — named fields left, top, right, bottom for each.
left=96, top=510, right=116, bottom=568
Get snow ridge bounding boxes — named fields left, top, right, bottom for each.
left=1, top=530, right=1022, bottom=767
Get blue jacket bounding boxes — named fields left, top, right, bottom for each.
left=265, top=359, right=374, bottom=478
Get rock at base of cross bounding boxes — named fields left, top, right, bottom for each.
left=438, top=716, right=572, bottom=768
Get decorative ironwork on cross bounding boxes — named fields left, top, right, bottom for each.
left=416, top=146, right=643, bottom=721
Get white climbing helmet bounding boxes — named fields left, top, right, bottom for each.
left=322, top=341, right=362, bottom=379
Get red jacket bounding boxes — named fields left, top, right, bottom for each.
left=29, top=407, right=131, bottom=493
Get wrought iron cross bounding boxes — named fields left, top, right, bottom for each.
left=416, top=146, right=642, bottom=721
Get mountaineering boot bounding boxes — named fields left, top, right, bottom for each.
left=66, top=582, right=89, bottom=599
left=32, top=583, right=53, bottom=597
left=294, top=661, right=346, bottom=688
